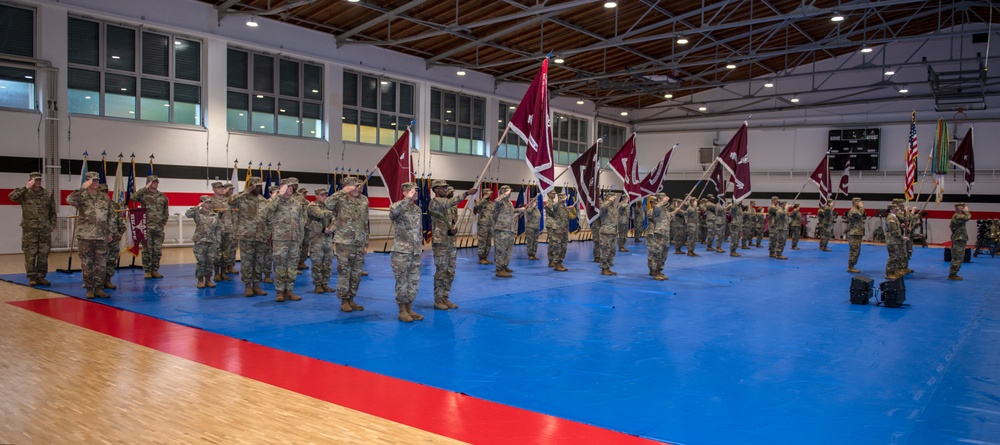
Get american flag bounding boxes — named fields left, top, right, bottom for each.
left=904, top=111, right=918, bottom=200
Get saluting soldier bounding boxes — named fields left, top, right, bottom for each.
left=684, top=196, right=700, bottom=257
left=261, top=183, right=307, bottom=302
left=131, top=175, right=169, bottom=279
left=770, top=201, right=789, bottom=260
left=428, top=180, right=477, bottom=310
left=222, top=184, right=239, bottom=275
left=741, top=201, right=755, bottom=249
left=67, top=172, right=115, bottom=299
left=9, top=171, right=57, bottom=286
left=703, top=195, right=719, bottom=252
left=210, top=182, right=234, bottom=282
left=306, top=188, right=335, bottom=294
left=754, top=204, right=766, bottom=247
left=767, top=196, right=780, bottom=256
left=816, top=201, right=835, bottom=252
left=846, top=197, right=865, bottom=273
left=672, top=198, right=686, bottom=254
left=617, top=194, right=630, bottom=252
left=185, top=195, right=220, bottom=289
left=474, top=192, right=495, bottom=264
left=285, top=178, right=310, bottom=272
left=99, top=183, right=126, bottom=291
left=524, top=195, right=541, bottom=261
left=389, top=182, right=425, bottom=322
left=729, top=202, right=744, bottom=257
left=544, top=190, right=571, bottom=271
left=884, top=204, right=906, bottom=279
left=713, top=196, right=727, bottom=253
left=492, top=185, right=525, bottom=278
left=230, top=177, right=269, bottom=297
left=948, top=202, right=972, bottom=281
left=789, top=203, right=803, bottom=250
left=598, top=193, right=620, bottom=275
left=325, top=176, right=369, bottom=312
left=647, top=194, right=681, bottom=280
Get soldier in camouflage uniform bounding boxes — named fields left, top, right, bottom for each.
left=230, top=177, right=269, bottom=297
left=287, top=178, right=310, bottom=272
left=474, top=193, right=495, bottom=264
left=429, top=180, right=477, bottom=310
left=598, top=193, right=620, bottom=275
left=884, top=204, right=906, bottom=279
left=544, top=190, right=570, bottom=271
left=99, top=183, right=126, bottom=290
left=816, top=201, right=834, bottom=251
left=222, top=184, right=239, bottom=274
left=617, top=194, right=630, bottom=252
left=389, top=183, right=425, bottom=322
left=261, top=184, right=280, bottom=284
left=131, top=175, right=170, bottom=279
left=713, top=196, right=727, bottom=252
left=306, top=188, right=335, bottom=294
left=770, top=201, right=789, bottom=260
left=684, top=196, right=700, bottom=257
left=210, top=182, right=234, bottom=282
left=741, top=202, right=755, bottom=249
left=846, top=197, right=865, bottom=273
left=671, top=198, right=686, bottom=254
left=754, top=206, right=766, bottom=247
left=9, top=171, right=57, bottom=286
left=729, top=202, right=744, bottom=256
left=894, top=198, right=915, bottom=275
left=261, top=184, right=306, bottom=302
left=703, top=195, right=719, bottom=252
left=948, top=202, right=971, bottom=281
left=789, top=203, right=802, bottom=250
left=524, top=195, right=541, bottom=261
left=647, top=193, right=680, bottom=280
left=67, top=172, right=114, bottom=299
left=492, top=185, right=524, bottom=278
left=325, top=176, right=369, bottom=312
left=767, top=196, right=780, bottom=256
left=590, top=207, right=602, bottom=262
left=185, top=195, right=220, bottom=289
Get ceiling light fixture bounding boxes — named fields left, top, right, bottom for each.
left=554, top=58, right=565, bottom=64
left=790, top=97, right=800, bottom=103
left=576, top=99, right=585, bottom=105
left=664, top=93, right=673, bottom=99
left=604, top=2, right=617, bottom=8
left=620, top=111, right=628, bottom=116
left=764, top=81, right=774, bottom=88
left=246, top=16, right=258, bottom=27
left=884, top=70, right=895, bottom=76
left=698, top=106, right=707, bottom=111
left=899, top=88, right=908, bottom=93
left=860, top=46, right=872, bottom=53
left=831, top=12, right=844, bottom=22
left=347, top=0, right=360, bottom=3
left=456, top=69, right=466, bottom=76
left=676, top=37, right=689, bottom=45
left=726, top=63, right=736, bottom=69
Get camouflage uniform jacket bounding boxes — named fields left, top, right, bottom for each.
left=325, top=191, right=370, bottom=246
left=684, top=204, right=699, bottom=229
left=492, top=198, right=517, bottom=233
left=66, top=189, right=114, bottom=240
left=110, top=201, right=127, bottom=239
left=772, top=207, right=789, bottom=230
left=544, top=200, right=570, bottom=232
left=9, top=186, right=57, bottom=230
left=885, top=214, right=903, bottom=244
left=846, top=207, right=866, bottom=236
left=211, top=194, right=235, bottom=233
left=598, top=198, right=619, bottom=234
left=525, top=204, right=541, bottom=232
left=616, top=200, right=630, bottom=229
left=429, top=192, right=471, bottom=245
left=306, top=202, right=334, bottom=241
left=703, top=202, right=718, bottom=223
left=730, top=205, right=743, bottom=227
left=474, top=197, right=494, bottom=227
left=131, top=187, right=170, bottom=228
left=185, top=206, right=221, bottom=244
left=817, top=205, right=833, bottom=226
left=649, top=205, right=672, bottom=237
left=261, top=196, right=306, bottom=243
left=950, top=210, right=971, bottom=242
left=229, top=191, right=268, bottom=241
left=389, top=199, right=423, bottom=254
left=789, top=209, right=802, bottom=227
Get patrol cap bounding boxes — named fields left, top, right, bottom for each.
left=341, top=176, right=361, bottom=187
left=499, top=185, right=511, bottom=192
left=223, top=183, right=234, bottom=190
left=269, top=185, right=279, bottom=193
left=654, top=193, right=666, bottom=198
left=199, top=195, right=212, bottom=203
left=852, top=197, right=861, bottom=202
left=146, top=175, right=159, bottom=183
left=85, top=171, right=100, bottom=180
left=298, top=188, right=308, bottom=195
left=279, top=178, right=290, bottom=185
left=547, top=189, right=556, bottom=195
left=211, top=181, right=224, bottom=188
left=771, top=196, right=779, bottom=200
left=707, top=194, right=715, bottom=199
left=955, top=202, right=966, bottom=207
left=887, top=204, right=898, bottom=211
left=892, top=198, right=904, bottom=204
left=286, top=177, right=299, bottom=185
left=28, top=172, right=42, bottom=179
left=431, top=179, right=449, bottom=188
left=557, top=192, right=566, bottom=199
left=248, top=177, right=263, bottom=186
left=401, top=182, right=417, bottom=191
left=314, top=188, right=328, bottom=196
left=793, top=203, right=800, bottom=208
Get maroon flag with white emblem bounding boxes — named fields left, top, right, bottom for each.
left=608, top=134, right=642, bottom=203
left=950, top=127, right=975, bottom=195
left=508, top=59, right=555, bottom=194
left=637, top=147, right=673, bottom=201
left=808, top=155, right=831, bottom=206
left=708, top=160, right=725, bottom=197
left=838, top=160, right=851, bottom=195
left=717, top=123, right=751, bottom=202
left=376, top=128, right=413, bottom=204
left=570, top=141, right=601, bottom=223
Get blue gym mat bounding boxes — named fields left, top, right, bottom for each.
left=5, top=240, right=999, bottom=444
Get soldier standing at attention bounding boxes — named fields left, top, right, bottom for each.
left=261, top=184, right=280, bottom=285
left=703, top=195, right=718, bottom=252
left=816, top=200, right=834, bottom=251
left=230, top=177, right=269, bottom=297
left=261, top=183, right=306, bottom=302
left=590, top=202, right=602, bottom=262
left=767, top=196, right=780, bottom=256
left=325, top=176, right=369, bottom=312
left=684, top=196, right=700, bottom=257
left=884, top=204, right=906, bottom=279
left=671, top=198, right=686, bottom=254
left=388, top=182, right=424, bottom=322
left=286, top=178, right=309, bottom=273
left=67, top=172, right=114, bottom=299
left=754, top=205, right=766, bottom=247
left=306, top=188, right=335, bottom=294
left=185, top=195, right=220, bottom=289
left=492, top=185, right=524, bottom=278
left=741, top=202, right=755, bottom=249
left=846, top=197, right=865, bottom=273
left=789, top=203, right=803, bottom=250
left=770, top=201, right=789, bottom=260
left=99, top=183, right=126, bottom=291
left=544, top=190, right=570, bottom=271
left=728, top=202, right=744, bottom=257
left=131, top=175, right=169, bottom=279
left=474, top=192, right=495, bottom=265
left=428, top=180, right=477, bottom=310
left=948, top=202, right=972, bottom=281
left=10, top=171, right=57, bottom=286
left=896, top=199, right=916, bottom=275
left=713, top=196, right=727, bottom=253
left=617, top=194, right=630, bottom=252
left=647, top=194, right=681, bottom=280
left=210, top=182, right=234, bottom=283
left=598, top=193, right=620, bottom=275
left=524, top=195, right=541, bottom=261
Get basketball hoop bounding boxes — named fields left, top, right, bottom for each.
left=953, top=107, right=968, bottom=135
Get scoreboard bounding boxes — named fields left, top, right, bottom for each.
left=827, top=128, right=880, bottom=171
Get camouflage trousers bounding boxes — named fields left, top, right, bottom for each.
left=754, top=226, right=764, bottom=245
left=591, top=225, right=601, bottom=260
left=647, top=233, right=668, bottom=273
left=194, top=241, right=218, bottom=277
left=771, top=229, right=788, bottom=256
left=715, top=222, right=726, bottom=249
left=741, top=227, right=752, bottom=247
left=21, top=228, right=51, bottom=280
left=493, top=230, right=514, bottom=272
left=477, top=228, right=493, bottom=260
left=432, top=244, right=457, bottom=301
left=525, top=228, right=540, bottom=257
left=220, top=230, right=237, bottom=268
left=686, top=226, right=698, bottom=252
left=705, top=222, right=719, bottom=249
left=309, top=236, right=334, bottom=287
left=950, top=239, right=967, bottom=275
left=238, top=239, right=268, bottom=285
left=335, top=243, right=365, bottom=299
left=730, top=226, right=743, bottom=253
left=106, top=236, right=122, bottom=278
left=77, top=238, right=107, bottom=291
left=817, top=224, right=832, bottom=249
left=672, top=226, right=686, bottom=251
left=598, top=231, right=617, bottom=269
left=548, top=229, right=568, bottom=263
left=390, top=251, right=421, bottom=305
left=886, top=240, right=905, bottom=276
left=142, top=225, right=165, bottom=272
left=272, top=240, right=298, bottom=292
left=790, top=225, right=802, bottom=249
left=847, top=234, right=863, bottom=267
left=617, top=226, right=628, bottom=249
left=261, top=240, right=273, bottom=276
left=298, top=236, right=310, bottom=266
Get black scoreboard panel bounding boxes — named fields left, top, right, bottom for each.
left=827, top=128, right=879, bottom=171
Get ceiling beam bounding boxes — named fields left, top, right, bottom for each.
left=335, top=0, right=428, bottom=48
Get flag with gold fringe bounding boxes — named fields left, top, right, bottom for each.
left=931, top=118, right=949, bottom=203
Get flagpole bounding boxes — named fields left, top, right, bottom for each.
left=912, top=154, right=934, bottom=204
left=685, top=157, right=720, bottom=198
left=472, top=126, right=511, bottom=191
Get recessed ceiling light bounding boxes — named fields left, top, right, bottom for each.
left=246, top=16, right=258, bottom=27
left=664, top=93, right=673, bottom=99
left=899, top=88, right=908, bottom=93
left=380, top=80, right=388, bottom=85
left=576, top=99, right=584, bottom=104
left=726, top=63, right=736, bottom=69
left=279, top=109, right=285, bottom=112
left=860, top=46, right=873, bottom=53
left=764, top=81, right=774, bottom=88
left=347, top=0, right=360, bottom=2
left=509, top=106, right=515, bottom=110
left=790, top=97, right=800, bottom=103
left=554, top=58, right=565, bottom=64
left=256, top=94, right=264, bottom=98
left=620, top=111, right=628, bottom=116
left=446, top=109, right=452, bottom=113
left=312, top=89, right=319, bottom=93
left=677, top=37, right=689, bottom=45
left=604, top=1, right=617, bottom=8
left=884, top=70, right=895, bottom=76
left=111, top=55, right=120, bottom=59
left=456, top=69, right=466, bottom=76
left=831, top=12, right=844, bottom=22
left=260, top=125, right=265, bottom=128
left=698, top=106, right=707, bottom=111
left=239, top=113, right=244, bottom=116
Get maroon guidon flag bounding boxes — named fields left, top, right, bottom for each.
left=569, top=141, right=601, bottom=223
left=608, top=134, right=642, bottom=203
left=717, top=123, right=752, bottom=202
left=838, top=160, right=851, bottom=195
left=637, top=145, right=674, bottom=200
left=376, top=128, right=414, bottom=204
left=950, top=127, right=975, bottom=195
left=808, top=155, right=831, bottom=206
left=508, top=59, right=555, bottom=194
left=708, top=160, right=725, bottom=197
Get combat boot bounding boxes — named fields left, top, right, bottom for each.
left=244, top=286, right=255, bottom=297
left=397, top=304, right=413, bottom=323
left=348, top=298, right=364, bottom=311
left=214, top=271, right=224, bottom=282
left=905, top=268, right=914, bottom=274
left=716, top=248, right=725, bottom=253
left=28, top=279, right=39, bottom=286
left=205, top=276, right=216, bottom=288
left=286, top=289, right=301, bottom=301
left=406, top=303, right=423, bottom=321
left=504, top=266, right=514, bottom=273
left=314, top=285, right=325, bottom=294
left=948, top=273, right=963, bottom=281
left=94, top=288, right=110, bottom=298
left=600, top=268, right=616, bottom=276
left=297, top=261, right=308, bottom=270
left=730, top=252, right=741, bottom=257
left=340, top=299, right=353, bottom=312
left=150, top=270, right=164, bottom=279
left=219, top=272, right=231, bottom=281
left=528, top=255, right=538, bottom=260
left=361, top=270, right=369, bottom=276
left=36, top=277, right=51, bottom=286
left=769, top=252, right=776, bottom=258
left=847, top=264, right=860, bottom=273
left=434, top=298, right=450, bottom=310
left=226, top=266, right=237, bottom=274
left=554, top=263, right=568, bottom=272
left=619, top=247, right=628, bottom=252
left=252, top=283, right=267, bottom=296
left=263, top=274, right=273, bottom=284
left=322, top=284, right=336, bottom=293
left=85, top=290, right=96, bottom=299
left=653, top=273, right=668, bottom=281
left=687, top=251, right=699, bottom=257
left=548, top=259, right=554, bottom=267
left=197, top=277, right=205, bottom=289
left=443, top=298, right=458, bottom=309
left=674, top=248, right=683, bottom=254
left=144, top=271, right=153, bottom=279
left=706, top=246, right=715, bottom=252
left=649, top=269, right=656, bottom=276
left=495, top=270, right=512, bottom=278
left=776, top=255, right=788, bottom=260
left=275, top=290, right=286, bottom=302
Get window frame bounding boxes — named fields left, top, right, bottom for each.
left=597, top=121, right=629, bottom=167
left=0, top=2, right=37, bottom=111
left=226, top=47, right=324, bottom=138
left=428, top=87, right=486, bottom=156
left=552, top=112, right=589, bottom=166
left=341, top=70, right=415, bottom=146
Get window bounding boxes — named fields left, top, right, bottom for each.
left=429, top=88, right=485, bottom=155
left=552, top=113, right=589, bottom=165
left=496, top=102, right=526, bottom=160
left=597, top=122, right=628, bottom=167
left=67, top=17, right=202, bottom=124
left=0, top=4, right=36, bottom=110
left=342, top=71, right=413, bottom=145
left=227, top=48, right=323, bottom=138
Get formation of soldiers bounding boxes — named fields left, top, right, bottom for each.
left=10, top=170, right=978, bottom=321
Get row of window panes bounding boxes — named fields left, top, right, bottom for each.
left=552, top=113, right=589, bottom=165
left=496, top=102, right=526, bottom=160
left=598, top=122, right=628, bottom=167
left=342, top=71, right=414, bottom=145
left=226, top=48, right=323, bottom=138
left=428, top=88, right=486, bottom=155
left=0, top=4, right=36, bottom=110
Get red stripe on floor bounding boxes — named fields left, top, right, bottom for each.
left=8, top=297, right=666, bottom=445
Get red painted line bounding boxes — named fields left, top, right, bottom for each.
left=8, top=297, right=666, bottom=445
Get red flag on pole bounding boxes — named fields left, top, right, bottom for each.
left=507, top=59, right=555, bottom=194
left=570, top=141, right=601, bottom=223
left=838, top=160, right=851, bottom=195
left=708, top=161, right=725, bottom=197
left=376, top=128, right=413, bottom=204
left=950, top=127, right=975, bottom=196
left=608, top=134, right=642, bottom=203
left=637, top=148, right=673, bottom=200
left=808, top=155, right=831, bottom=206
left=717, top=123, right=751, bottom=202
